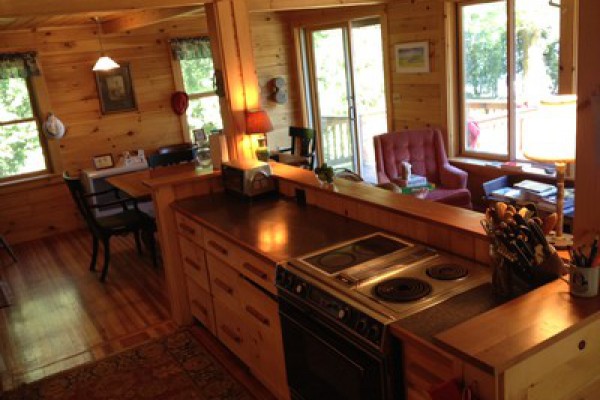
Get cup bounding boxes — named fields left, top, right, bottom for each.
left=564, top=265, right=599, bottom=297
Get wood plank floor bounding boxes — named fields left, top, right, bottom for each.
left=0, top=230, right=175, bottom=391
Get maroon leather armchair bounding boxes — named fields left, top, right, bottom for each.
left=373, top=129, right=472, bottom=209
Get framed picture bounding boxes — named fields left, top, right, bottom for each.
left=395, top=42, right=430, bottom=73
left=92, top=153, right=114, bottom=170
left=95, top=64, right=137, bottom=114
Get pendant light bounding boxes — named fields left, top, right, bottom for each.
left=92, top=17, right=119, bottom=71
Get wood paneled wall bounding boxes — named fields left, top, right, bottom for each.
left=387, top=0, right=447, bottom=133
left=250, top=12, right=301, bottom=151
left=0, top=16, right=207, bottom=244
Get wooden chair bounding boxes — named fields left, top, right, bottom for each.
left=0, top=235, right=17, bottom=263
left=63, top=172, right=157, bottom=282
left=274, top=127, right=316, bottom=170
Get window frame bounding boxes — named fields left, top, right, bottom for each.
left=0, top=75, right=50, bottom=183
left=456, top=0, right=569, bottom=162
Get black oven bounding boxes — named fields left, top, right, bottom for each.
left=278, top=292, right=403, bottom=400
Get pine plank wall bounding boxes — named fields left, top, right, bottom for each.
left=0, top=1, right=455, bottom=245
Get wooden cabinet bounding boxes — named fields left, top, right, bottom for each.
left=175, top=211, right=289, bottom=400
left=403, top=337, right=462, bottom=400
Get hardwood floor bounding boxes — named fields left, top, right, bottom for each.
left=0, top=230, right=175, bottom=391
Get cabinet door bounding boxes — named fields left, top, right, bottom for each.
left=206, top=253, right=241, bottom=311
left=233, top=247, right=277, bottom=295
left=186, top=278, right=215, bottom=335
left=239, top=278, right=289, bottom=400
left=213, top=296, right=252, bottom=365
left=403, top=338, right=462, bottom=400
left=179, top=235, right=210, bottom=292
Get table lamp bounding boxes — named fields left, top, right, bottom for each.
left=522, top=94, right=576, bottom=247
left=245, top=109, right=273, bottom=161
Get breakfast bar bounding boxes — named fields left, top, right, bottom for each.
left=131, top=161, right=600, bottom=400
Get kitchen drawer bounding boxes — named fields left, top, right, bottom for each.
left=179, top=235, right=209, bottom=292
left=213, top=296, right=251, bottom=366
left=175, top=212, right=204, bottom=246
left=240, top=278, right=289, bottom=399
left=186, top=278, right=215, bottom=335
left=233, top=247, right=276, bottom=295
left=206, top=253, right=241, bottom=310
left=204, top=228, right=236, bottom=266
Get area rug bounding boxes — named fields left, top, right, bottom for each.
left=0, top=280, right=12, bottom=309
left=2, top=330, right=254, bottom=400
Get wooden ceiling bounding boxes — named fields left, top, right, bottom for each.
left=0, top=6, right=204, bottom=33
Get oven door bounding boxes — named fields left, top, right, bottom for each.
left=279, top=296, right=401, bottom=400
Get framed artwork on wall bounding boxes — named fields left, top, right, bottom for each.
left=95, top=64, right=138, bottom=114
left=92, top=153, right=114, bottom=170
left=395, top=42, right=430, bottom=73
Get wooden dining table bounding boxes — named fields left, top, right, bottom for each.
left=105, top=169, right=152, bottom=199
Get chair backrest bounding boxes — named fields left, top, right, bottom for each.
left=289, top=126, right=316, bottom=169
left=63, top=172, right=102, bottom=234
left=157, top=143, right=194, bottom=155
left=373, top=128, right=449, bottom=185
left=148, top=148, right=196, bottom=168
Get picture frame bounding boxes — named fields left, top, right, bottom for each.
left=95, top=64, right=138, bottom=114
left=395, top=41, right=430, bottom=73
left=92, top=153, right=115, bottom=170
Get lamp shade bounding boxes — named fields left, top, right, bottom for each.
left=245, top=109, right=273, bottom=135
left=93, top=56, right=120, bottom=71
left=522, top=95, right=577, bottom=163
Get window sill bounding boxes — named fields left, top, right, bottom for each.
left=0, top=173, right=63, bottom=194
left=449, top=157, right=575, bottom=183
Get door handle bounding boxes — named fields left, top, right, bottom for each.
left=184, top=257, right=202, bottom=271
left=213, top=278, right=234, bottom=295
left=242, top=262, right=268, bottom=281
left=208, top=240, right=228, bottom=256
left=245, top=305, right=270, bottom=326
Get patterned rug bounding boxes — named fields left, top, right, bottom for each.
left=2, top=330, right=254, bottom=400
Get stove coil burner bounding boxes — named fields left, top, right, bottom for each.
left=317, top=251, right=357, bottom=270
left=426, top=264, right=469, bottom=281
left=373, top=278, right=432, bottom=302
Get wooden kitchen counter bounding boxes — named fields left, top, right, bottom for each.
left=171, top=193, right=377, bottom=263
left=434, top=278, right=600, bottom=374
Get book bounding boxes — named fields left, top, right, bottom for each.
left=490, top=187, right=527, bottom=202
left=514, top=180, right=556, bottom=195
left=396, top=174, right=428, bottom=188
left=400, top=183, right=435, bottom=194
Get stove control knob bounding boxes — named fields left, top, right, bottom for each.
left=337, top=307, right=351, bottom=321
left=356, top=318, right=368, bottom=334
left=294, top=282, right=306, bottom=295
left=367, top=325, right=382, bottom=343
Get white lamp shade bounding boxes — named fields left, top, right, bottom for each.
left=522, top=95, right=577, bottom=163
left=93, top=56, right=120, bottom=71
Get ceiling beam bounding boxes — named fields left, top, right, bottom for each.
left=102, top=6, right=202, bottom=33
left=247, top=0, right=388, bottom=12
left=0, top=0, right=209, bottom=18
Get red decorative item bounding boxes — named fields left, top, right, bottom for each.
left=171, top=91, right=189, bottom=115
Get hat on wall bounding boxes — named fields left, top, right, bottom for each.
left=43, top=113, right=65, bottom=139
left=171, top=91, right=189, bottom=115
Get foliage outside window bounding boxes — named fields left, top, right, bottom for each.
left=171, top=37, right=223, bottom=141
left=460, top=0, right=561, bottom=160
left=0, top=53, right=47, bottom=180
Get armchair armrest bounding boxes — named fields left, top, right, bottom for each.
left=439, top=163, right=468, bottom=189
left=377, top=171, right=391, bottom=185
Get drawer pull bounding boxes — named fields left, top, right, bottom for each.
left=221, top=325, right=242, bottom=343
left=179, top=223, right=195, bottom=236
left=184, top=257, right=202, bottom=271
left=242, top=262, right=268, bottom=281
left=191, top=300, right=208, bottom=316
left=214, top=278, right=234, bottom=295
left=208, top=240, right=228, bottom=256
left=245, top=305, right=270, bottom=326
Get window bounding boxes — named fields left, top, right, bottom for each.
left=459, top=0, right=562, bottom=160
left=171, top=37, right=223, bottom=141
left=0, top=53, right=47, bottom=180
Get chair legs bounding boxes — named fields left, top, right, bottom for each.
left=134, top=230, right=143, bottom=255
left=100, top=238, right=111, bottom=282
left=90, top=236, right=99, bottom=271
